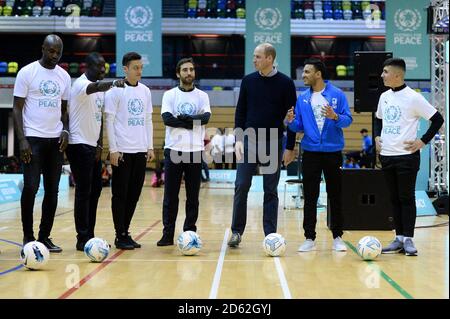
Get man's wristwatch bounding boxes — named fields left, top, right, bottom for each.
left=333, top=113, right=339, bottom=121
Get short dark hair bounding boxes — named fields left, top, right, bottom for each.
left=304, top=58, right=327, bottom=79
left=360, top=128, right=368, bottom=134
left=383, top=58, right=406, bottom=72
left=85, top=52, right=104, bottom=66
left=176, top=57, right=195, bottom=74
left=261, top=43, right=276, bottom=61
left=122, top=52, right=141, bottom=67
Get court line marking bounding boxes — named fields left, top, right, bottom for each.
left=0, top=238, right=24, bottom=275
left=345, top=240, right=414, bottom=299
left=0, top=258, right=282, bottom=263
left=209, top=228, right=229, bottom=299
left=58, top=220, right=161, bottom=299
left=273, top=257, right=292, bottom=299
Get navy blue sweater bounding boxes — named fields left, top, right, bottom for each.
left=235, top=71, right=297, bottom=147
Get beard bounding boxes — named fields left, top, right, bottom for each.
left=181, top=76, right=194, bottom=85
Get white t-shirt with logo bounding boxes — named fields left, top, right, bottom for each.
left=13, top=61, right=71, bottom=138
left=311, top=90, right=328, bottom=134
left=68, top=74, right=104, bottom=147
left=161, top=87, right=211, bottom=152
left=376, top=86, right=437, bottom=156
left=104, top=83, right=152, bottom=153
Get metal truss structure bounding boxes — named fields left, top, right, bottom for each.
left=429, top=0, right=448, bottom=193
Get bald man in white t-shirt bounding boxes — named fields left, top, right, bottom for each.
left=12, top=34, right=71, bottom=252
left=375, top=58, right=444, bottom=256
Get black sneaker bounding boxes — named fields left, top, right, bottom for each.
left=126, top=233, right=141, bottom=248
left=76, top=240, right=87, bottom=251
left=157, top=234, right=174, bottom=246
left=227, top=232, right=241, bottom=248
left=23, top=235, right=36, bottom=246
left=114, top=237, right=134, bottom=250
left=38, top=238, right=63, bottom=253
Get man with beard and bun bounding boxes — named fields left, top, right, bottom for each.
left=67, top=52, right=125, bottom=251
left=157, top=57, right=211, bottom=246
left=12, top=34, right=71, bottom=252
left=105, top=52, right=154, bottom=250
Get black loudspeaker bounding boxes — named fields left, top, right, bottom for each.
left=354, top=51, right=392, bottom=112
left=327, top=169, right=394, bottom=230
left=432, top=195, right=449, bottom=215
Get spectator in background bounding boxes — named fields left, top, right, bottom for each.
left=223, top=128, right=236, bottom=169
left=343, top=157, right=360, bottom=169
left=346, top=128, right=373, bottom=167
left=202, top=131, right=211, bottom=182
left=101, top=163, right=111, bottom=186
left=210, top=128, right=225, bottom=169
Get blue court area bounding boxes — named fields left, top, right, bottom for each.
left=0, top=174, right=69, bottom=205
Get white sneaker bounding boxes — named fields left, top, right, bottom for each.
left=297, top=239, right=316, bottom=252
left=332, top=237, right=347, bottom=251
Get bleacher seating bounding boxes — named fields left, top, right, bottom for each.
left=0, top=61, right=7, bottom=74
left=290, top=0, right=384, bottom=21
left=7, top=61, right=18, bottom=74
left=0, top=0, right=104, bottom=16
left=0, top=0, right=385, bottom=20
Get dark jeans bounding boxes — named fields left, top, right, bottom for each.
left=21, top=137, right=63, bottom=239
left=302, top=151, right=343, bottom=240
left=162, top=149, right=202, bottom=236
left=231, top=137, right=282, bottom=236
left=111, top=152, right=147, bottom=237
left=380, top=152, right=420, bottom=237
left=66, top=144, right=102, bottom=242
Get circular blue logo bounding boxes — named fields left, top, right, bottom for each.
left=95, top=97, right=104, bottom=111
left=177, top=102, right=195, bottom=116
left=39, top=80, right=60, bottom=97
left=127, top=98, right=144, bottom=116
left=384, top=105, right=402, bottom=124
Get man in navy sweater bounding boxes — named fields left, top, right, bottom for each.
left=286, top=58, right=353, bottom=252
left=228, top=43, right=297, bottom=247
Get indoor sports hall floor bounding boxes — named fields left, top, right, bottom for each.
left=0, top=180, right=448, bottom=299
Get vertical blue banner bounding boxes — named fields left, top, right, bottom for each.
left=385, top=0, right=430, bottom=79
left=116, top=0, right=162, bottom=77
left=245, top=0, right=291, bottom=76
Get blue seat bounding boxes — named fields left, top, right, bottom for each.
left=0, top=62, right=7, bottom=74
left=109, top=63, right=116, bottom=76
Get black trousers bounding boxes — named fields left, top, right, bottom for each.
left=380, top=152, right=420, bottom=237
left=21, top=137, right=63, bottom=239
left=302, top=151, right=343, bottom=240
left=66, top=144, right=102, bottom=242
left=161, top=149, right=202, bottom=236
left=111, top=152, right=147, bottom=237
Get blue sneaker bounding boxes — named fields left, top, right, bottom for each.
left=403, top=238, right=418, bottom=256
left=381, top=238, right=404, bottom=254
